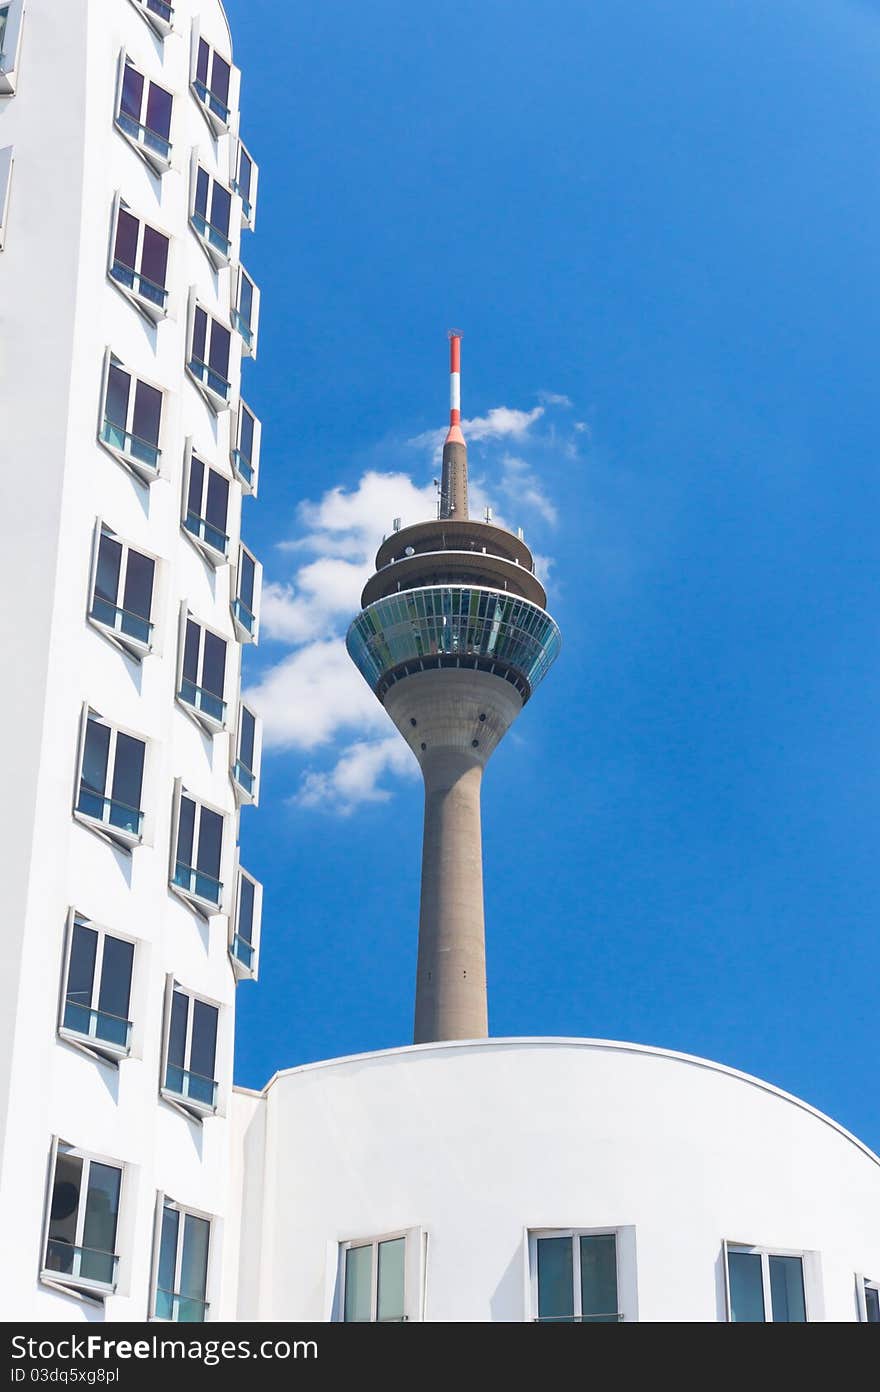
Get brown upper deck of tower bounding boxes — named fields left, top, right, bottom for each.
left=361, top=517, right=547, bottom=607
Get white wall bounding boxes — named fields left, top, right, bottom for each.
left=231, top=1039, right=880, bottom=1322
left=0, top=0, right=257, bottom=1320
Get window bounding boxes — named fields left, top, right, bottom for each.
left=336, top=1231, right=426, bottom=1322
left=89, top=525, right=156, bottom=656
left=109, top=199, right=169, bottom=319
left=182, top=449, right=230, bottom=563
left=231, top=266, right=260, bottom=358
left=99, top=355, right=163, bottom=481
left=725, top=1244, right=808, bottom=1322
left=177, top=616, right=229, bottom=730
left=531, top=1232, right=620, bottom=1322
left=115, top=56, right=173, bottom=173
left=0, top=145, right=12, bottom=251
left=161, top=983, right=219, bottom=1115
left=42, top=1142, right=122, bottom=1298
left=232, top=543, right=261, bottom=643
left=230, top=137, right=259, bottom=230
left=231, top=399, right=260, bottom=495
left=190, top=160, right=233, bottom=266
left=231, top=703, right=260, bottom=804
left=75, top=711, right=145, bottom=849
left=60, top=914, right=134, bottom=1060
left=187, top=300, right=233, bottom=411
left=191, top=32, right=233, bottom=132
left=0, top=0, right=24, bottom=94
left=128, top=0, right=174, bottom=38
left=154, top=1199, right=211, bottom=1322
left=861, top=1277, right=880, bottom=1323
left=230, top=867, right=261, bottom=979
left=171, top=787, right=227, bottom=912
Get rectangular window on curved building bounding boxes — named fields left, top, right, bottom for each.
left=128, top=0, right=174, bottom=39
left=182, top=450, right=231, bottom=564
left=187, top=298, right=234, bottom=412
left=42, top=1141, right=123, bottom=1299
left=99, top=353, right=164, bottom=482
left=231, top=137, right=259, bottom=230
left=153, top=1196, right=212, bottom=1322
left=0, top=1, right=25, bottom=94
left=190, top=24, right=239, bottom=135
left=232, top=399, right=260, bottom=495
left=109, top=199, right=169, bottom=319
left=170, top=783, right=229, bottom=914
left=115, top=55, right=173, bottom=173
left=0, top=145, right=13, bottom=249
left=532, top=1232, right=620, bottom=1322
left=232, top=542, right=262, bottom=643
left=337, top=1230, right=425, bottom=1322
left=230, top=866, right=262, bottom=980
left=160, top=983, right=220, bottom=1118
left=724, top=1243, right=809, bottom=1322
left=190, top=159, right=234, bottom=267
left=89, top=523, right=156, bottom=657
left=74, top=709, right=146, bottom=851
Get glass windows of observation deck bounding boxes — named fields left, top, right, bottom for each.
left=534, top=1233, right=620, bottom=1323
left=183, top=454, right=230, bottom=564
left=191, top=163, right=233, bottom=266
left=90, top=527, right=155, bottom=657
left=43, top=1144, right=122, bottom=1298
left=162, top=986, right=219, bottom=1117
left=110, top=203, right=169, bottom=319
left=116, top=59, right=173, bottom=172
left=343, top=1238, right=405, bottom=1323
left=726, top=1246, right=807, bottom=1322
left=75, top=713, right=145, bottom=849
left=172, top=792, right=226, bottom=911
left=100, top=359, right=163, bottom=481
left=61, top=917, right=134, bottom=1060
left=155, top=1201, right=211, bottom=1322
left=193, top=37, right=232, bottom=131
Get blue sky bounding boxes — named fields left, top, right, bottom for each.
left=226, top=0, right=880, bottom=1151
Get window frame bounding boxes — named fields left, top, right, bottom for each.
left=231, top=398, right=261, bottom=496
left=58, top=909, right=137, bottom=1064
left=114, top=51, right=174, bottom=176
left=232, top=541, right=262, bottom=644
left=189, top=21, right=239, bottom=136
left=180, top=441, right=233, bottom=567
left=723, top=1241, right=817, bottom=1323
left=97, top=348, right=165, bottom=484
left=73, top=707, right=147, bottom=852
left=40, top=1139, right=124, bottom=1302
left=528, top=1227, right=630, bottom=1323
left=231, top=701, right=261, bottom=806
left=107, top=193, right=172, bottom=323
left=159, top=977, right=223, bottom=1120
left=0, top=145, right=13, bottom=250
left=855, top=1273, right=879, bottom=1323
left=188, top=153, right=237, bottom=269
left=168, top=778, right=231, bottom=916
left=335, top=1229, right=426, bottom=1323
left=126, top=0, right=174, bottom=40
left=186, top=292, right=235, bottom=414
left=150, top=1192, right=218, bottom=1323
left=87, top=519, right=159, bottom=661
left=231, top=264, right=260, bottom=359
left=229, top=864, right=262, bottom=981
left=0, top=0, right=25, bottom=95
left=175, top=606, right=233, bottom=734
left=230, top=136, right=259, bottom=231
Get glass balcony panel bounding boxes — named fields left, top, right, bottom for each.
left=232, top=760, right=255, bottom=794
left=173, top=860, right=223, bottom=906
left=100, top=418, right=160, bottom=471
left=189, top=357, right=230, bottom=401
left=231, top=448, right=254, bottom=486
left=116, top=110, right=171, bottom=161
left=232, top=597, right=256, bottom=635
left=110, top=259, right=167, bottom=308
left=191, top=210, right=231, bottom=256
left=45, top=1240, right=117, bottom=1289
left=184, top=511, right=229, bottom=557
left=178, top=679, right=226, bottom=725
left=146, top=0, right=173, bottom=20
left=77, top=787, right=143, bottom=838
left=156, top=1289, right=209, bottom=1323
left=193, top=78, right=229, bottom=123
left=230, top=308, right=252, bottom=347
left=164, top=1062, right=218, bottom=1109
left=63, top=1000, right=132, bottom=1050
left=90, top=596, right=153, bottom=646
left=231, top=934, right=254, bottom=969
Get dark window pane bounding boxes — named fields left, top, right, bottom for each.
left=239, top=406, right=254, bottom=461
left=537, top=1237, right=573, bottom=1321
left=82, top=1162, right=121, bottom=1259
left=111, top=733, right=144, bottom=810
left=205, top=471, right=229, bottom=530
left=182, top=620, right=201, bottom=684
left=67, top=924, right=98, bottom=1007
left=177, top=796, right=196, bottom=866
left=239, top=708, right=256, bottom=769
left=580, top=1235, right=618, bottom=1320
left=238, top=148, right=252, bottom=201
left=728, top=1251, right=765, bottom=1322
left=208, top=321, right=230, bottom=378
left=114, top=209, right=139, bottom=270
left=210, top=52, right=230, bottom=105
left=145, top=82, right=172, bottom=140
left=192, top=307, right=207, bottom=363
left=196, top=807, right=223, bottom=879
left=120, top=64, right=144, bottom=122
left=181, top=1215, right=210, bottom=1300
left=132, top=381, right=162, bottom=447
left=95, top=534, right=122, bottom=605
left=158, top=1206, right=179, bottom=1298
left=238, top=275, right=253, bottom=328
left=377, top=1238, right=405, bottom=1322
left=194, top=167, right=209, bottom=219
left=196, top=37, right=210, bottom=86
left=168, top=990, right=189, bottom=1070
left=239, top=551, right=255, bottom=610
left=201, top=631, right=226, bottom=699
left=141, top=227, right=169, bottom=289
left=344, top=1245, right=371, bottom=1322
left=97, top=936, right=133, bottom=1022
left=122, top=550, right=154, bottom=621
left=81, top=721, right=111, bottom=795
left=238, top=876, right=255, bottom=945
left=187, top=456, right=205, bottom=517
left=210, top=182, right=231, bottom=237
left=105, top=364, right=131, bottom=429
left=48, top=1154, right=83, bottom=1250
left=190, top=1001, right=218, bottom=1081
left=866, top=1286, right=880, bottom=1322
left=769, top=1256, right=806, bottom=1323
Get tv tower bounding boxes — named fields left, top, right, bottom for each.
left=347, top=335, right=561, bottom=1042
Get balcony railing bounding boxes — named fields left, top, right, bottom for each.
left=155, top=1288, right=209, bottom=1323
left=77, top=787, right=143, bottom=838
left=178, top=678, right=226, bottom=725
left=110, top=259, right=168, bottom=309
left=232, top=759, right=255, bottom=795
left=146, top=0, right=173, bottom=21
left=44, top=1241, right=119, bottom=1290
left=231, top=933, right=254, bottom=970
left=192, top=77, right=230, bottom=124
left=100, top=417, right=161, bottom=472
left=231, top=178, right=252, bottom=220
left=188, top=357, right=230, bottom=403
left=231, top=448, right=254, bottom=487
left=191, top=209, right=231, bottom=257
left=164, top=1062, right=218, bottom=1110
left=173, top=860, right=223, bottom=907
left=535, top=1313, right=624, bottom=1323
left=232, top=596, right=256, bottom=636
left=116, top=109, right=171, bottom=162
left=231, top=308, right=253, bottom=348
left=184, top=510, right=229, bottom=557
left=90, top=596, right=153, bottom=647
left=63, top=999, right=132, bottom=1052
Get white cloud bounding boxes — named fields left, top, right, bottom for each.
left=295, top=736, right=419, bottom=816
left=498, top=454, right=558, bottom=527
left=538, top=391, right=573, bottom=407
left=408, top=404, right=545, bottom=458
left=246, top=639, right=389, bottom=750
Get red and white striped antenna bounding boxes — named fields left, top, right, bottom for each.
left=446, top=329, right=464, bottom=445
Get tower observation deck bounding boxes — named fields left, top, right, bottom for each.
left=347, top=336, right=561, bottom=1042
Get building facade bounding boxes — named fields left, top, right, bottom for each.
left=0, top=0, right=263, bottom=1320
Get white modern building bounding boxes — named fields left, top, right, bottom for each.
left=1, top=0, right=879, bottom=1327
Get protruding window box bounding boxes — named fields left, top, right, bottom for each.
left=184, top=511, right=228, bottom=559
left=177, top=613, right=230, bottom=733
left=172, top=860, right=222, bottom=909
left=163, top=1062, right=217, bottom=1113
left=0, top=145, right=13, bottom=250
left=60, top=913, right=135, bottom=1063
left=88, top=523, right=156, bottom=660
left=190, top=28, right=238, bottom=136
left=109, top=198, right=170, bottom=322
left=182, top=446, right=231, bottom=566
left=41, top=1142, right=123, bottom=1302
left=231, top=400, right=260, bottom=496
left=178, top=680, right=226, bottom=729
left=187, top=300, right=233, bottom=413
left=74, top=711, right=146, bottom=852
left=169, top=784, right=228, bottom=918
left=152, top=1197, right=213, bottom=1322
left=0, top=1, right=25, bottom=95
left=232, top=543, right=262, bottom=644
left=190, top=159, right=234, bottom=268
left=231, top=266, right=260, bottom=359
left=231, top=703, right=261, bottom=806
left=128, top=0, right=174, bottom=39
left=160, top=981, right=221, bottom=1120
left=99, top=354, right=164, bottom=484
left=230, top=137, right=259, bottom=230
left=115, top=55, right=173, bottom=176
left=229, top=867, right=261, bottom=981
